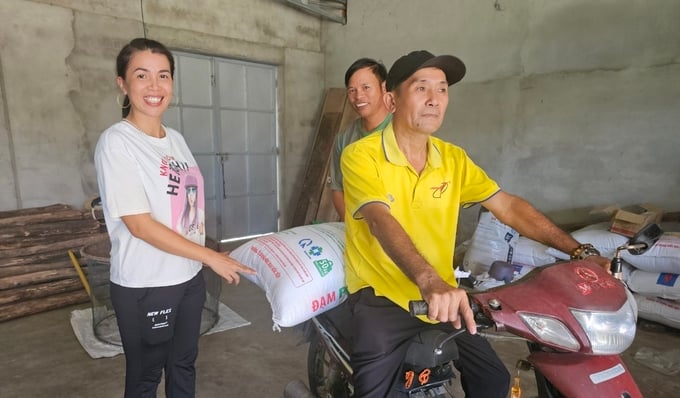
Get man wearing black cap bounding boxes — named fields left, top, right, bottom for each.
left=340, top=50, right=610, bottom=397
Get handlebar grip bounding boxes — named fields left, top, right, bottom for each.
left=409, top=300, right=428, bottom=317
left=409, top=299, right=480, bottom=318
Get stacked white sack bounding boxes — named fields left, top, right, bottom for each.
left=463, top=212, right=556, bottom=290
left=547, top=222, right=680, bottom=330
left=627, top=231, right=680, bottom=330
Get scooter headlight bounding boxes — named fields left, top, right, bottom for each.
left=570, top=290, right=637, bottom=355
left=519, top=313, right=580, bottom=351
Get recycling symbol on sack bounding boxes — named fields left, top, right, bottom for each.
left=308, top=246, right=323, bottom=256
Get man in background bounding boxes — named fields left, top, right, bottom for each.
left=328, top=58, right=392, bottom=220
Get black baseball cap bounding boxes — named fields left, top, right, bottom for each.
left=386, top=50, right=466, bottom=91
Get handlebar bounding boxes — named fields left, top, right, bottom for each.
left=408, top=299, right=481, bottom=318
left=409, top=298, right=493, bottom=335
left=409, top=300, right=429, bottom=317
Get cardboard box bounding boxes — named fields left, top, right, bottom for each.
left=609, top=203, right=664, bottom=237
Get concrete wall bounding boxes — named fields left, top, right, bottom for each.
left=2, top=0, right=679, bottom=240
left=322, top=0, right=680, bottom=239
left=0, top=0, right=323, bottom=229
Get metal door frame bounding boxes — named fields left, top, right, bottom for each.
left=167, top=50, right=280, bottom=244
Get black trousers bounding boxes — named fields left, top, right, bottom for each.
left=110, top=270, right=206, bottom=398
left=349, top=288, right=510, bottom=398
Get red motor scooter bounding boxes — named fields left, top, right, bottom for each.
left=285, top=224, right=662, bottom=398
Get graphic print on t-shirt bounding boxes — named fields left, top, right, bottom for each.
left=161, top=155, right=205, bottom=245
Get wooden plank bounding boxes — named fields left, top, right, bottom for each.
left=0, top=268, right=79, bottom=290
left=314, top=106, right=358, bottom=223
left=0, top=231, right=105, bottom=251
left=0, top=260, right=73, bottom=278
left=0, top=278, right=84, bottom=306
left=0, top=203, right=72, bottom=219
left=0, top=290, right=89, bottom=323
left=291, top=111, right=342, bottom=226
left=0, top=208, right=87, bottom=227
left=291, top=88, right=355, bottom=226
left=0, top=233, right=108, bottom=259
left=0, top=218, right=100, bottom=240
left=0, top=250, right=69, bottom=268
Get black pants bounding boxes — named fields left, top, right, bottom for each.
left=349, top=288, right=510, bottom=398
left=111, top=270, right=206, bottom=398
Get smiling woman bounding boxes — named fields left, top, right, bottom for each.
left=115, top=39, right=175, bottom=138
left=93, top=37, right=255, bottom=397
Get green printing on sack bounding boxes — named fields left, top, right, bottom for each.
left=314, top=259, right=333, bottom=277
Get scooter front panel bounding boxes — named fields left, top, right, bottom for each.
left=529, top=351, right=643, bottom=398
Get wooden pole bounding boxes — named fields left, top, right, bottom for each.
left=0, top=290, right=89, bottom=322
left=0, top=233, right=108, bottom=259
left=0, top=279, right=84, bottom=306
left=0, top=203, right=105, bottom=322
left=0, top=268, right=79, bottom=290
left=0, top=260, right=73, bottom=278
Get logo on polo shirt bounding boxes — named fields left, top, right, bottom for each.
left=430, top=181, right=449, bottom=198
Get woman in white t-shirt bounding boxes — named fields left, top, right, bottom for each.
left=94, top=38, right=255, bottom=397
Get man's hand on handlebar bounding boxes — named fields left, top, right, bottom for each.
left=419, top=279, right=477, bottom=335
left=586, top=255, right=612, bottom=274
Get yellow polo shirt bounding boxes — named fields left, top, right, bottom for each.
left=341, top=122, right=500, bottom=312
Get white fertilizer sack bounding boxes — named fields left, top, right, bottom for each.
left=513, top=237, right=556, bottom=268
left=546, top=224, right=680, bottom=275
left=547, top=222, right=628, bottom=260
left=230, top=222, right=347, bottom=329
left=628, top=270, right=680, bottom=300
left=462, top=212, right=519, bottom=275
left=622, top=234, right=680, bottom=274
left=634, top=293, right=680, bottom=330
left=463, top=212, right=555, bottom=275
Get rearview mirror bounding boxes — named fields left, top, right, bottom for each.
left=626, top=223, right=663, bottom=255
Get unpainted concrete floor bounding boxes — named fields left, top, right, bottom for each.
left=1, top=278, right=679, bottom=397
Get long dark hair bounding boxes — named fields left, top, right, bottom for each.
left=116, top=38, right=175, bottom=118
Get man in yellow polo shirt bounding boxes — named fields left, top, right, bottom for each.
left=340, top=50, right=611, bottom=398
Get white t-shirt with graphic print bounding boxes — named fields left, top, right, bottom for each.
left=95, top=120, right=205, bottom=288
